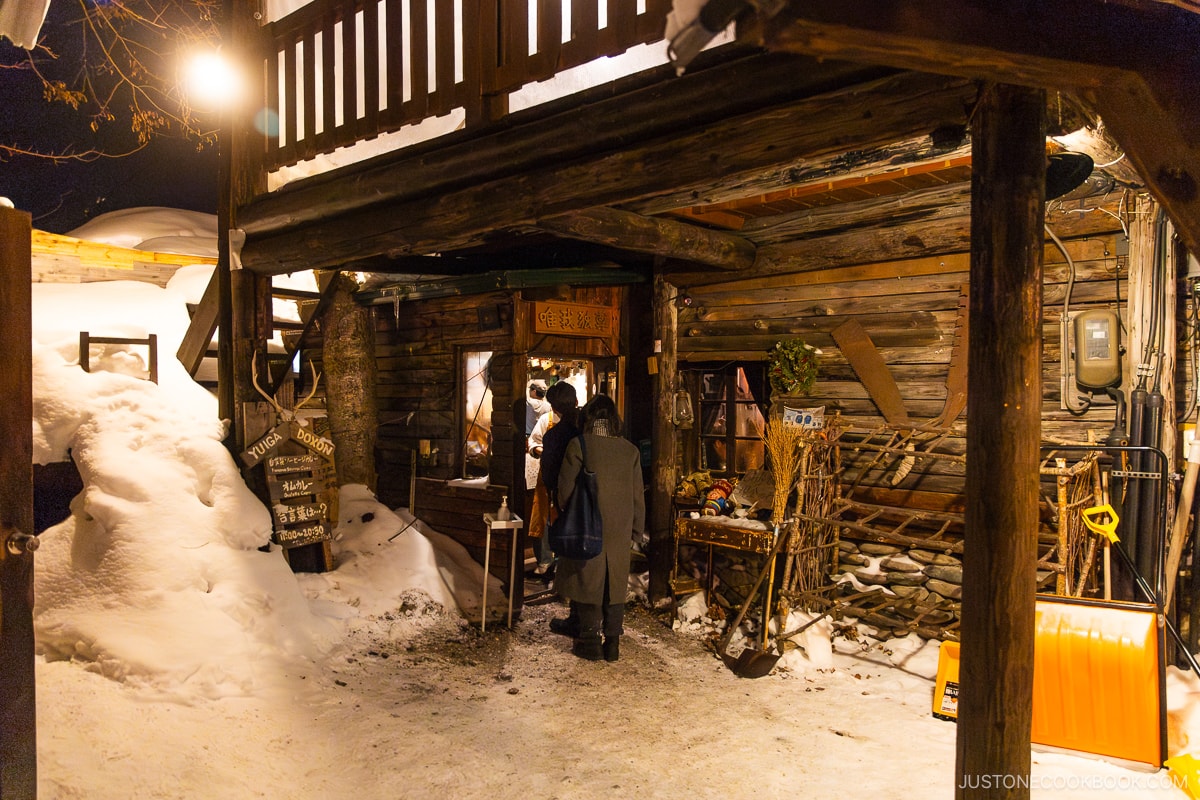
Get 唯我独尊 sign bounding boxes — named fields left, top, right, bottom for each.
left=533, top=300, right=616, bottom=338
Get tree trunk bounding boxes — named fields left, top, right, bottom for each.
left=323, top=275, right=379, bottom=491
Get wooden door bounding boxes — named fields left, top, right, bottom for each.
left=0, top=206, right=36, bottom=798
left=592, top=356, right=625, bottom=412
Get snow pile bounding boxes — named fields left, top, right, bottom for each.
left=297, top=484, right=501, bottom=626
left=32, top=344, right=340, bottom=697
left=33, top=264, right=219, bottom=418
left=29, top=263, right=497, bottom=701
left=67, top=207, right=218, bottom=257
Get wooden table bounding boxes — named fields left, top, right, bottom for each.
left=673, top=515, right=780, bottom=649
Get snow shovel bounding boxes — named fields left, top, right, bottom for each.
left=719, top=524, right=789, bottom=678
left=1081, top=503, right=1119, bottom=601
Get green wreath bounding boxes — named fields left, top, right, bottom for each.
left=767, top=338, right=819, bottom=396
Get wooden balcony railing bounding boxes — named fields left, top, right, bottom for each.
left=257, top=0, right=672, bottom=173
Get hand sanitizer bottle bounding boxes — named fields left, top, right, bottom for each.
left=497, top=497, right=511, bottom=521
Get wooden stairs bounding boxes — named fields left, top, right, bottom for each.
left=176, top=269, right=338, bottom=394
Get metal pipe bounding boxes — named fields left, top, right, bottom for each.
left=1138, top=389, right=1165, bottom=579
left=1123, top=387, right=1148, bottom=566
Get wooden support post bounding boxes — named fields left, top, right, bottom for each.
left=956, top=83, right=1046, bottom=800
left=649, top=273, right=679, bottom=602
left=230, top=270, right=271, bottom=453
left=0, top=206, right=36, bottom=799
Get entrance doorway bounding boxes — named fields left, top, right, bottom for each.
left=525, top=355, right=624, bottom=421
left=521, top=354, right=624, bottom=595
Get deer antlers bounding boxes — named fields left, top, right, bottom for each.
left=251, top=358, right=322, bottom=422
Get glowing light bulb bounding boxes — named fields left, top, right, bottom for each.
left=184, top=50, right=241, bottom=111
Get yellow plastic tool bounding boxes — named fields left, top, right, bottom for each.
left=1081, top=503, right=1120, bottom=543
left=1166, top=753, right=1200, bottom=799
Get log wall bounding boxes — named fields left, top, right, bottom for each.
left=372, top=285, right=625, bottom=574
left=373, top=290, right=516, bottom=509
left=671, top=198, right=1130, bottom=638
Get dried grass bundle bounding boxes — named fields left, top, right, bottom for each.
left=762, top=419, right=805, bottom=522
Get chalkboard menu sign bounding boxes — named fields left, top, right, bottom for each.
left=241, top=422, right=336, bottom=550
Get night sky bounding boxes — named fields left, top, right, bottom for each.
left=0, top=1, right=219, bottom=233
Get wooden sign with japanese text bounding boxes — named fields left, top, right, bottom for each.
left=532, top=300, right=616, bottom=338
left=240, top=419, right=336, bottom=550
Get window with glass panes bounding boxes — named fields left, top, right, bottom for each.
left=696, top=365, right=768, bottom=478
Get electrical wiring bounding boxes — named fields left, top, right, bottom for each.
left=1047, top=223, right=1093, bottom=415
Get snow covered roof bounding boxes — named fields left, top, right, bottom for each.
left=0, top=0, right=50, bottom=49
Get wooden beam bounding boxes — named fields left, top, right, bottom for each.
left=535, top=207, right=756, bottom=271
left=242, top=70, right=979, bottom=274
left=238, top=54, right=890, bottom=238
left=0, top=206, right=36, bottom=798
left=741, top=181, right=971, bottom=247
left=751, top=0, right=1200, bottom=273
left=669, top=192, right=1125, bottom=288
left=650, top=273, right=679, bottom=603
left=636, top=137, right=972, bottom=218
left=956, top=83, right=1045, bottom=800
left=751, top=0, right=1189, bottom=93
left=31, top=230, right=215, bottom=287
left=176, top=267, right=221, bottom=377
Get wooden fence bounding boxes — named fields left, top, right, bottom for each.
left=259, top=0, right=672, bottom=171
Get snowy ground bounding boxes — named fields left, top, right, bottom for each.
left=35, top=595, right=1200, bottom=800
left=24, top=208, right=1200, bottom=799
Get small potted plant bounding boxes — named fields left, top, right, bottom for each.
left=767, top=338, right=820, bottom=396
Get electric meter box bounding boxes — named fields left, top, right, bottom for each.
left=1073, top=309, right=1121, bottom=390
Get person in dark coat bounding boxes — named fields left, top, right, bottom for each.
left=555, top=394, right=645, bottom=662
left=532, top=381, right=580, bottom=577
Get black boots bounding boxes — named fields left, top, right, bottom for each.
left=549, top=616, right=579, bottom=637
left=572, top=638, right=603, bottom=661
left=603, top=636, right=619, bottom=662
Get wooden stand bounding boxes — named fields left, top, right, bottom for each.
left=673, top=515, right=779, bottom=649
left=481, top=512, right=524, bottom=632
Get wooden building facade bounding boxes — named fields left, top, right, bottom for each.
left=203, top=0, right=1200, bottom=792
left=367, top=282, right=641, bottom=568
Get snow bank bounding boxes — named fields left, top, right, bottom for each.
left=297, top=484, right=502, bottom=625
left=33, top=344, right=339, bottom=698
left=29, top=262, right=495, bottom=701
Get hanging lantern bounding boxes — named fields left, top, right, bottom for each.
left=673, top=389, right=694, bottom=428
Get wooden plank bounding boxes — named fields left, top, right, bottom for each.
left=281, top=33, right=300, bottom=166
left=337, top=0, right=360, bottom=147
left=300, top=26, right=319, bottom=161
left=0, top=206, right=36, bottom=797
left=680, top=310, right=947, bottom=344
left=177, top=267, right=221, bottom=377
left=430, top=0, right=456, bottom=116
left=320, top=3, right=338, bottom=150
left=265, top=29, right=283, bottom=164
left=671, top=192, right=1124, bottom=287
left=383, top=0, right=406, bottom=124
left=362, top=0, right=381, bottom=134
left=405, top=0, right=430, bottom=119
left=30, top=230, right=211, bottom=286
